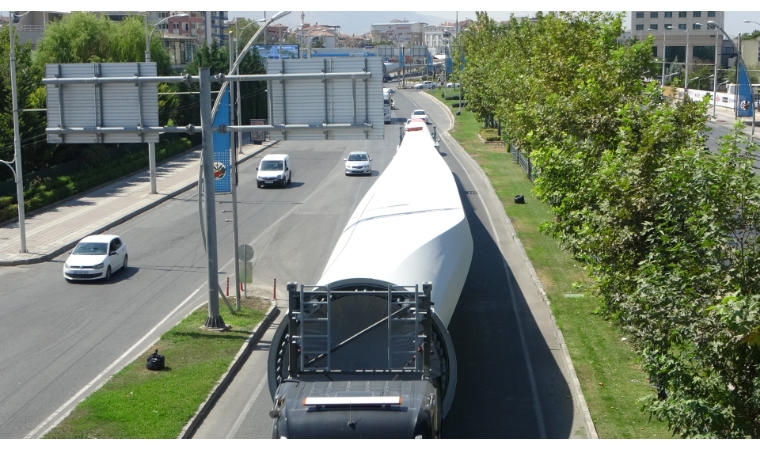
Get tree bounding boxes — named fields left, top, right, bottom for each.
left=462, top=10, right=760, bottom=436
left=0, top=25, right=47, bottom=180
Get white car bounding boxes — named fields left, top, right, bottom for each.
left=446, top=82, right=460, bottom=88
left=414, top=81, right=437, bottom=89
left=411, top=109, right=430, bottom=124
left=63, top=235, right=128, bottom=282
left=344, top=151, right=372, bottom=176
left=256, top=154, right=291, bottom=188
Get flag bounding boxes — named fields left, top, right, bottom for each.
left=445, top=46, right=452, bottom=75
left=213, top=87, right=231, bottom=194
left=736, top=59, right=754, bottom=118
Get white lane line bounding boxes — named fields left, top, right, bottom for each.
left=25, top=288, right=202, bottom=439
left=435, top=98, right=547, bottom=437
left=502, top=256, right=547, bottom=438
left=225, top=376, right=269, bottom=439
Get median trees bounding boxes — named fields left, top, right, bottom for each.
left=464, top=10, right=760, bottom=437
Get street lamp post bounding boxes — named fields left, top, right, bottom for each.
left=710, top=20, right=755, bottom=140
left=144, top=12, right=188, bottom=194
left=660, top=25, right=672, bottom=88
left=712, top=24, right=721, bottom=118
left=685, top=23, right=703, bottom=90
left=6, top=11, right=29, bottom=252
left=235, top=19, right=261, bottom=155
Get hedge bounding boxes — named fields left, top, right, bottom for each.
left=0, top=136, right=197, bottom=223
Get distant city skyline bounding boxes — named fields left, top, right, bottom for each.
left=230, top=10, right=760, bottom=37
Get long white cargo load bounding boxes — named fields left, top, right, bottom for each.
left=318, top=119, right=473, bottom=327
left=267, top=118, right=473, bottom=438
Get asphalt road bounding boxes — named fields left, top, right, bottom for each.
left=192, top=86, right=589, bottom=438
left=0, top=124, right=395, bottom=438
left=1, top=85, right=589, bottom=439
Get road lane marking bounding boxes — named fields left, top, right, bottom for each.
left=26, top=288, right=202, bottom=439
left=226, top=375, right=268, bottom=439
left=425, top=92, right=547, bottom=437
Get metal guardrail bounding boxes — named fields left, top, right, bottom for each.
left=510, top=143, right=538, bottom=182
left=17, top=25, right=45, bottom=32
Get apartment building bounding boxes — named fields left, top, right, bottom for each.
left=631, top=11, right=726, bottom=66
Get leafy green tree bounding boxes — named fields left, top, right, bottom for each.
left=233, top=18, right=260, bottom=53
left=35, top=12, right=111, bottom=64
left=463, top=10, right=760, bottom=436
left=184, top=38, right=267, bottom=124
left=0, top=25, right=47, bottom=180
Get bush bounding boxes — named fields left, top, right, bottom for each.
left=479, top=128, right=501, bottom=142
left=0, top=136, right=197, bottom=222
left=0, top=204, right=16, bottom=223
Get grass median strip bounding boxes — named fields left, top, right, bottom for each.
left=440, top=92, right=672, bottom=438
left=45, top=298, right=269, bottom=439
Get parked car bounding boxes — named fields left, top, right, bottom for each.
left=411, top=109, right=430, bottom=123
left=446, top=82, right=460, bottom=88
left=63, top=235, right=128, bottom=282
left=344, top=151, right=373, bottom=176
left=256, top=154, right=291, bottom=188
left=414, top=81, right=437, bottom=89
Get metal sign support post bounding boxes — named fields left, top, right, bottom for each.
left=144, top=14, right=158, bottom=194
left=200, top=68, right=225, bottom=329
left=229, top=34, right=242, bottom=310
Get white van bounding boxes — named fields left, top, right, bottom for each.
left=256, top=154, right=291, bottom=188
left=383, top=91, right=392, bottom=124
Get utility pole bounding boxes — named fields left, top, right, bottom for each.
left=713, top=24, right=719, bottom=118
left=9, top=11, right=26, bottom=252
left=199, top=68, right=225, bottom=329
left=228, top=32, right=242, bottom=310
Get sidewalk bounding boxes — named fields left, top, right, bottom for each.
left=0, top=139, right=276, bottom=266
left=710, top=104, right=758, bottom=130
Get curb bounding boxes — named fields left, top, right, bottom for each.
left=179, top=301, right=280, bottom=439
left=0, top=141, right=277, bottom=267
left=427, top=92, right=599, bottom=439
left=0, top=144, right=205, bottom=230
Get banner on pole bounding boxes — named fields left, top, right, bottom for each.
left=737, top=59, right=755, bottom=118
left=213, top=87, right=231, bottom=193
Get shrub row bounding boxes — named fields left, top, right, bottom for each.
left=0, top=137, right=196, bottom=223
left=441, top=91, right=464, bottom=101
left=478, top=128, right=502, bottom=142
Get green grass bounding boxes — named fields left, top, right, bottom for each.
left=444, top=100, right=673, bottom=438
left=44, top=298, right=269, bottom=439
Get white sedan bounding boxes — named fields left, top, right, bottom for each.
left=63, top=234, right=128, bottom=282
left=413, top=81, right=437, bottom=89
left=411, top=109, right=430, bottom=124
left=446, top=82, right=460, bottom=88
left=344, top=151, right=372, bottom=176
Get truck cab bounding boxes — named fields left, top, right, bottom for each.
left=383, top=91, right=392, bottom=124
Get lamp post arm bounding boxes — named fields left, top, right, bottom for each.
left=212, top=12, right=290, bottom=120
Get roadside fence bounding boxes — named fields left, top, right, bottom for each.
left=510, top=143, right=539, bottom=182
